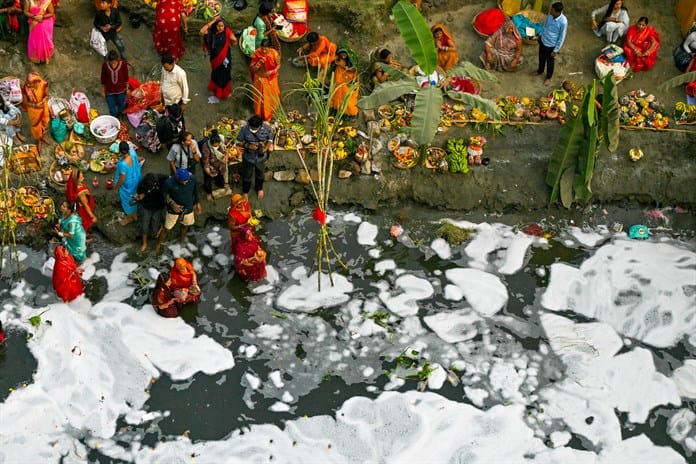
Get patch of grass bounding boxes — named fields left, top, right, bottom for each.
left=436, top=222, right=475, bottom=246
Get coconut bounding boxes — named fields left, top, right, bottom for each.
left=546, top=108, right=559, bottom=119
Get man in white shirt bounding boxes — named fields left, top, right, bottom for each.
left=160, top=53, right=190, bottom=111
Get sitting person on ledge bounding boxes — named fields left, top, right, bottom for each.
left=591, top=0, right=629, bottom=44
left=369, top=48, right=404, bottom=91
left=431, top=24, right=458, bottom=72
left=295, top=32, right=337, bottom=69
left=480, top=19, right=523, bottom=72
left=623, top=16, right=659, bottom=72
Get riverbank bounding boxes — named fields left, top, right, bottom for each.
left=1, top=0, right=695, bottom=249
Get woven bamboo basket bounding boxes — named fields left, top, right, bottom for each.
left=515, top=10, right=546, bottom=44
left=472, top=11, right=491, bottom=38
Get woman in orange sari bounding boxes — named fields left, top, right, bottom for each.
left=168, top=257, right=200, bottom=305
left=431, top=24, right=458, bottom=72
left=330, top=48, right=359, bottom=117
left=21, top=72, right=51, bottom=148
left=250, top=38, right=280, bottom=121
left=227, top=193, right=251, bottom=248
left=623, top=16, right=660, bottom=72
left=295, top=32, right=336, bottom=69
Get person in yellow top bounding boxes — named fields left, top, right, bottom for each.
left=431, top=24, right=458, bottom=72
left=295, top=32, right=336, bottom=69
left=329, top=48, right=359, bottom=117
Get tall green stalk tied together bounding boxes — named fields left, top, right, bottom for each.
left=546, top=73, right=619, bottom=207
left=0, top=145, right=20, bottom=274
left=357, top=0, right=499, bottom=146
left=292, top=66, right=358, bottom=289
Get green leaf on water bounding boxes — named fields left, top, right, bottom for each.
left=28, top=309, right=50, bottom=328
left=271, top=311, right=289, bottom=321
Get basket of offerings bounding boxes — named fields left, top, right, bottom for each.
left=55, top=141, right=86, bottom=163
left=392, top=145, right=418, bottom=169
left=448, top=77, right=481, bottom=95
left=513, top=10, right=546, bottom=44
left=424, top=147, right=448, bottom=171
left=33, top=197, right=55, bottom=220
left=8, top=144, right=41, bottom=175
left=50, top=160, right=74, bottom=186
left=225, top=145, right=242, bottom=164
left=89, top=149, right=117, bottom=173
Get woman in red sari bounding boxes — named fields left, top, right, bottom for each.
left=227, top=193, right=251, bottom=249
left=623, top=16, right=660, bottom=72
left=250, top=38, right=280, bottom=121
left=66, top=168, right=97, bottom=233
left=201, top=17, right=237, bottom=100
left=233, top=226, right=267, bottom=282
left=52, top=245, right=84, bottom=302
left=153, top=0, right=187, bottom=60
left=152, top=273, right=178, bottom=317
left=431, top=24, right=458, bottom=72
left=168, top=257, right=200, bottom=305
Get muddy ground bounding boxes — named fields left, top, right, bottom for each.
left=1, top=0, right=694, bottom=247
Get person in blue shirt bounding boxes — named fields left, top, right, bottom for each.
left=533, top=2, right=567, bottom=87
left=236, top=115, right=273, bottom=200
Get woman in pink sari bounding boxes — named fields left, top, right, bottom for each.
left=24, top=0, right=54, bottom=64
left=233, top=225, right=267, bottom=282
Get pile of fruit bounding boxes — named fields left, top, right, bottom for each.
left=377, top=103, right=413, bottom=132
left=673, top=101, right=696, bottom=124
left=445, top=138, right=469, bottom=174
left=203, top=116, right=242, bottom=139
left=0, top=187, right=55, bottom=224
left=619, top=90, right=669, bottom=129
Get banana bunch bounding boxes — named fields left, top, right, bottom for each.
left=470, top=108, right=488, bottom=122
left=552, top=89, right=569, bottom=102
left=674, top=102, right=696, bottom=121
left=303, top=75, right=323, bottom=91
left=338, top=126, right=358, bottom=138
left=289, top=123, right=306, bottom=136
left=446, top=138, right=469, bottom=174
left=333, top=147, right=348, bottom=160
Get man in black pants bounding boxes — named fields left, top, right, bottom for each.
left=533, top=2, right=568, bottom=87
left=236, top=115, right=273, bottom=200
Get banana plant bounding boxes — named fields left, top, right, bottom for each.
left=546, top=73, right=619, bottom=207
left=357, top=0, right=500, bottom=146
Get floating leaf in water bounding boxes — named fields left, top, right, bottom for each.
left=28, top=309, right=50, bottom=327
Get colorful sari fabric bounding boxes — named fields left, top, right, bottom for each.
left=227, top=194, right=251, bottom=248
left=53, top=245, right=84, bottom=302
left=21, top=72, right=50, bottom=142
left=432, top=24, right=458, bottom=72
left=480, top=19, right=523, bottom=72
left=66, top=172, right=97, bottom=232
left=204, top=19, right=234, bottom=99
left=253, top=13, right=281, bottom=54
left=152, top=273, right=178, bottom=317
left=623, top=24, right=660, bottom=72
left=250, top=45, right=280, bottom=121
left=60, top=212, right=87, bottom=263
left=169, top=257, right=199, bottom=304
left=0, top=0, right=24, bottom=39
left=305, top=35, right=336, bottom=69
left=330, top=49, right=359, bottom=116
left=27, top=0, right=54, bottom=63
left=114, top=151, right=142, bottom=215
left=233, top=226, right=267, bottom=282
left=153, top=0, right=185, bottom=60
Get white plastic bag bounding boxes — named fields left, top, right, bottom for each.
left=0, top=77, right=22, bottom=105
left=90, top=27, right=107, bottom=57
left=42, top=256, right=55, bottom=277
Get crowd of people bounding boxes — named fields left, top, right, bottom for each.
left=1, top=0, right=694, bottom=315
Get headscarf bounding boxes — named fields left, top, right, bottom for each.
left=431, top=24, right=454, bottom=44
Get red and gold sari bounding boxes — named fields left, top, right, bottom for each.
left=623, top=24, right=660, bottom=72
left=250, top=45, right=281, bottom=121
left=21, top=72, right=50, bottom=142
left=66, top=170, right=97, bottom=232
left=233, top=226, right=267, bottom=282
left=53, top=245, right=84, bottom=302
left=228, top=193, right=251, bottom=248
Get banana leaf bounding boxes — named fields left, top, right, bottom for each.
left=446, top=90, right=501, bottom=119
left=560, top=166, right=575, bottom=209
left=446, top=62, right=498, bottom=83
left=600, top=73, right=620, bottom=152
left=392, top=0, right=437, bottom=75
left=381, top=63, right=410, bottom=81
left=410, top=85, right=443, bottom=146
left=657, top=71, right=696, bottom=91
left=357, top=79, right=418, bottom=109
left=574, top=124, right=598, bottom=203
left=546, top=94, right=590, bottom=204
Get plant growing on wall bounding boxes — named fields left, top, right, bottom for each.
left=546, top=73, right=619, bottom=208
left=357, top=0, right=499, bottom=146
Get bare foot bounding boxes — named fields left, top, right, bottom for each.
left=119, top=216, right=136, bottom=226
left=543, top=79, right=552, bottom=87
left=140, top=242, right=148, bottom=252
left=257, top=190, right=264, bottom=200
left=206, top=194, right=213, bottom=201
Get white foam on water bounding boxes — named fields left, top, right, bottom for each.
left=443, top=283, right=464, bottom=300
left=453, top=221, right=537, bottom=274
left=549, top=430, right=571, bottom=448
left=378, top=274, right=433, bottom=317
left=444, top=268, right=508, bottom=316
left=0, top=258, right=235, bottom=462
left=566, top=226, right=611, bottom=247
left=342, top=212, right=362, bottom=224
left=599, top=434, right=685, bottom=464
left=374, top=258, right=396, bottom=275
left=276, top=266, right=353, bottom=312
left=201, top=244, right=214, bottom=257
left=367, top=248, right=381, bottom=259
left=269, top=401, right=291, bottom=412
left=212, top=253, right=230, bottom=267
left=423, top=309, right=481, bottom=343
left=269, top=370, right=285, bottom=388
left=667, top=409, right=696, bottom=453
left=245, top=373, right=261, bottom=390
left=541, top=239, right=696, bottom=347
left=672, top=360, right=696, bottom=399
left=206, top=230, right=223, bottom=248
left=356, top=221, right=378, bottom=246
left=430, top=238, right=451, bottom=259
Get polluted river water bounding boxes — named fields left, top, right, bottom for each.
left=0, top=206, right=694, bottom=463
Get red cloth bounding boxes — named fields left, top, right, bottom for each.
left=153, top=0, right=185, bottom=60
left=233, top=227, right=267, bottom=282
left=124, top=81, right=161, bottom=114
left=152, top=273, right=178, bottom=317
left=53, top=245, right=84, bottom=302
left=623, top=24, right=660, bottom=72
left=169, top=258, right=199, bottom=304
left=474, top=8, right=506, bottom=36
left=228, top=197, right=251, bottom=249
left=449, top=77, right=479, bottom=94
